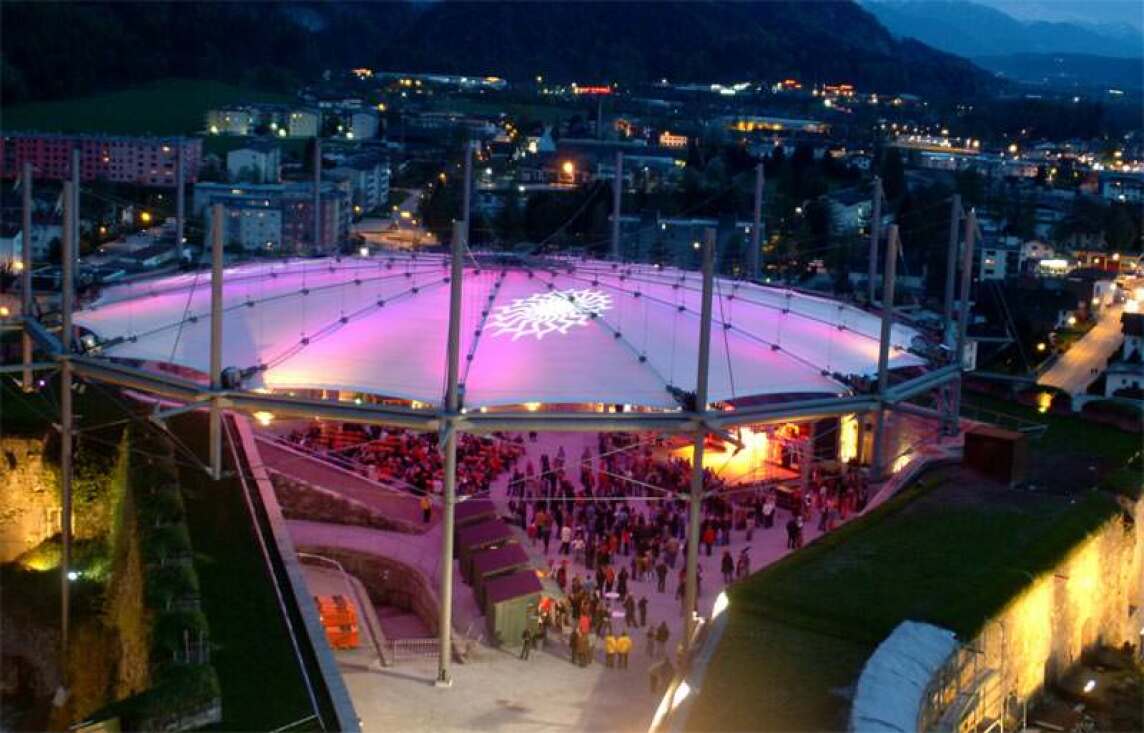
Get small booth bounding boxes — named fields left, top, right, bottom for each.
left=456, top=520, right=517, bottom=582
left=455, top=499, right=498, bottom=528
left=471, top=543, right=532, bottom=608
left=484, top=570, right=543, bottom=647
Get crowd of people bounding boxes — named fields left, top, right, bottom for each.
left=501, top=430, right=874, bottom=673
left=284, top=422, right=525, bottom=496
left=521, top=586, right=671, bottom=671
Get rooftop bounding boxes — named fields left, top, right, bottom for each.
left=73, top=254, right=926, bottom=409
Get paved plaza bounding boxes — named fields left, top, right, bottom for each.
left=284, top=427, right=959, bottom=732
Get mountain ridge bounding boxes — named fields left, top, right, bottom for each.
left=862, top=0, right=1143, bottom=58
left=1, top=1, right=992, bottom=105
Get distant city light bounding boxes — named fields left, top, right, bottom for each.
left=561, top=160, right=575, bottom=176
left=140, top=211, right=152, bottom=224
left=253, top=411, right=275, bottom=427
left=1083, top=679, right=1096, bottom=694
left=0, top=306, right=10, bottom=318
left=1036, top=342, right=1046, bottom=352
left=359, top=246, right=370, bottom=257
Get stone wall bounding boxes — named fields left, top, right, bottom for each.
left=0, top=436, right=60, bottom=563
left=969, top=492, right=1143, bottom=706
left=271, top=474, right=412, bottom=533
left=296, top=545, right=440, bottom=636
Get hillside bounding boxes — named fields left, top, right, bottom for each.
left=975, top=53, right=1144, bottom=93
left=1, top=1, right=991, bottom=105
left=863, top=0, right=1143, bottom=58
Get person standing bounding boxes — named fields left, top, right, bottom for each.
left=637, top=596, right=648, bottom=628
left=655, top=560, right=668, bottom=593
left=604, top=630, right=617, bottom=668
left=520, top=627, right=532, bottom=661
left=419, top=495, right=432, bottom=524
left=617, top=631, right=632, bottom=669
left=570, top=628, right=580, bottom=665
left=617, top=566, right=629, bottom=598
left=624, top=593, right=637, bottom=629
left=560, top=524, right=572, bottom=555
left=655, top=622, right=670, bottom=661
left=786, top=516, right=798, bottom=549
left=702, top=524, right=716, bottom=557
left=721, top=550, right=734, bottom=584
left=762, top=494, right=776, bottom=528
left=647, top=624, right=658, bottom=658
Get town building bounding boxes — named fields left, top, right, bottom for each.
left=285, top=108, right=322, bottom=138
left=0, top=134, right=201, bottom=188
left=227, top=143, right=282, bottom=184
left=823, top=189, right=872, bottom=234
left=973, top=229, right=1022, bottom=281
left=346, top=111, right=380, bottom=141
left=1104, top=313, right=1143, bottom=398
left=0, top=219, right=62, bottom=268
left=205, top=104, right=323, bottom=138
left=206, top=106, right=255, bottom=136
left=1100, top=172, right=1144, bottom=203
left=194, top=181, right=350, bottom=255
left=328, top=154, right=390, bottom=213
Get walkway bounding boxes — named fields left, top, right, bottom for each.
left=1039, top=304, right=1125, bottom=394
left=287, top=519, right=483, bottom=634
left=286, top=426, right=955, bottom=732
left=257, top=438, right=429, bottom=529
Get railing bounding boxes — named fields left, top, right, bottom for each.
left=262, top=434, right=422, bottom=497
left=387, top=637, right=439, bottom=661
left=298, top=551, right=390, bottom=667
left=960, top=402, right=1048, bottom=437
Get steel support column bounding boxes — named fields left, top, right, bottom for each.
left=748, top=161, right=764, bottom=281
left=59, top=174, right=76, bottom=676
left=871, top=224, right=899, bottom=480
left=209, top=204, right=224, bottom=480
left=462, top=141, right=473, bottom=246
left=684, top=228, right=715, bottom=650
left=867, top=176, right=882, bottom=305
left=611, top=151, right=623, bottom=260
left=20, top=161, right=34, bottom=391
left=949, top=209, right=976, bottom=430
left=175, top=140, right=186, bottom=262
left=313, top=137, right=322, bottom=253
left=436, top=219, right=465, bottom=687
left=940, top=194, right=962, bottom=435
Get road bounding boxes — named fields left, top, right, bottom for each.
left=1038, top=302, right=1125, bottom=394
left=352, top=186, right=438, bottom=248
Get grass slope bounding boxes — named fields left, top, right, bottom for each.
left=689, top=429, right=1128, bottom=732
left=3, top=79, right=289, bottom=136
left=171, top=412, right=318, bottom=731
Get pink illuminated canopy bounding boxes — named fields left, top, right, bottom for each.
left=74, top=254, right=926, bottom=409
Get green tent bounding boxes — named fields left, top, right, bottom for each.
left=484, top=570, right=543, bottom=648
left=471, top=542, right=532, bottom=608
left=456, top=519, right=517, bottom=581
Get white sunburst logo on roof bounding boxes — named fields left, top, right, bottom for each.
left=489, top=288, right=612, bottom=340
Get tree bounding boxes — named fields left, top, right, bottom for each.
left=1105, top=203, right=1141, bottom=252
left=880, top=147, right=906, bottom=201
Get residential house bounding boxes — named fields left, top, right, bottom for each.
left=227, top=143, right=282, bottom=184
